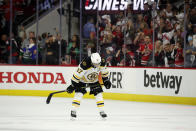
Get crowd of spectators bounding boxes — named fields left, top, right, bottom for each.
left=0, top=0, right=36, bottom=36
left=0, top=29, right=68, bottom=65
left=0, top=0, right=196, bottom=68
left=82, top=0, right=196, bottom=68
left=0, top=0, right=59, bottom=37
left=0, top=0, right=69, bottom=65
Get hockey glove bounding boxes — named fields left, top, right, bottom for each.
left=103, top=79, right=111, bottom=89
left=66, top=85, right=75, bottom=94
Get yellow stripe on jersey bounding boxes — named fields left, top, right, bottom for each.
left=72, top=74, right=81, bottom=82
left=73, top=74, right=81, bottom=80
left=72, top=76, right=79, bottom=83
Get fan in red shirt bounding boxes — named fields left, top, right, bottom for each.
left=0, top=0, right=23, bottom=22
left=138, top=35, right=153, bottom=66
left=174, top=41, right=184, bottom=67
left=112, top=25, right=123, bottom=48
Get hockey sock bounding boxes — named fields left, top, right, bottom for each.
left=71, top=92, right=83, bottom=111
left=95, top=93, right=104, bottom=112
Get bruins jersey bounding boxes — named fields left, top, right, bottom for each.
left=71, top=57, right=109, bottom=84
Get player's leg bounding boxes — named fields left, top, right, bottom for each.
left=95, top=93, right=107, bottom=118
left=89, top=83, right=107, bottom=118
left=70, top=83, right=87, bottom=119
left=71, top=92, right=83, bottom=119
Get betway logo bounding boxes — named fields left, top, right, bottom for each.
left=144, top=70, right=182, bottom=94
left=0, top=72, right=66, bottom=84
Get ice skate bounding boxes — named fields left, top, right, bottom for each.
left=100, top=111, right=107, bottom=120
left=70, top=110, right=77, bottom=120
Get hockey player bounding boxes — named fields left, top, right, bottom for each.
left=66, top=52, right=111, bottom=120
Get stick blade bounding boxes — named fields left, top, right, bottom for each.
left=46, top=90, right=66, bottom=104
left=46, top=93, right=53, bottom=104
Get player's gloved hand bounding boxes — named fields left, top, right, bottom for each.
left=104, top=80, right=111, bottom=89
left=66, top=85, right=75, bottom=94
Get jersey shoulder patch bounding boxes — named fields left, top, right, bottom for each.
left=80, top=57, right=92, bottom=70
left=100, top=58, right=106, bottom=67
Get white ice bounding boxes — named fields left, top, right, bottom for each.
left=0, top=95, right=196, bottom=131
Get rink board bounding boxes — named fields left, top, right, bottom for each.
left=0, top=65, right=196, bottom=105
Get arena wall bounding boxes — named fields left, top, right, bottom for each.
left=0, top=65, right=196, bottom=105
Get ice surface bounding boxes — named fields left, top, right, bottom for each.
left=0, top=95, right=196, bottom=131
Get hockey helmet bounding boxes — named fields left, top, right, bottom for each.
left=91, top=52, right=101, bottom=67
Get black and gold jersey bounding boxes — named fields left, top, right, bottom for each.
left=71, top=57, right=109, bottom=83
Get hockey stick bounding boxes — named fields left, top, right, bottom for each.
left=46, top=83, right=103, bottom=104
left=46, top=90, right=67, bottom=104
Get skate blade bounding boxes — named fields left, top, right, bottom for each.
left=70, top=117, right=77, bottom=121
left=101, top=117, right=107, bottom=121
